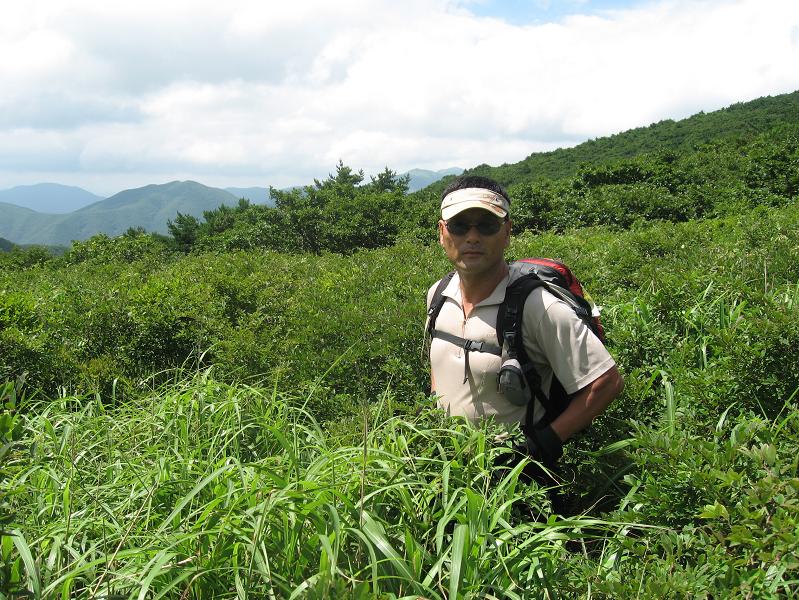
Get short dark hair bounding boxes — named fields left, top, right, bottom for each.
left=441, top=175, right=510, bottom=205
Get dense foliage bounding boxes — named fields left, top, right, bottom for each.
left=167, top=163, right=438, bottom=255
left=2, top=199, right=799, bottom=596
left=3, top=201, right=798, bottom=418
left=2, top=91, right=799, bottom=597
left=506, top=125, right=799, bottom=233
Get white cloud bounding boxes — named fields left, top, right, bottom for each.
left=1, top=0, right=798, bottom=195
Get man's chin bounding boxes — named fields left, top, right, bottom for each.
left=456, top=257, right=487, bottom=272
left=460, top=253, right=484, bottom=264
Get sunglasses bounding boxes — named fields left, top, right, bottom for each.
left=445, top=216, right=504, bottom=236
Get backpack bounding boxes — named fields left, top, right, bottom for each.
left=426, top=258, right=605, bottom=434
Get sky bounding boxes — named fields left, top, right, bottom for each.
left=1, top=0, right=798, bottom=197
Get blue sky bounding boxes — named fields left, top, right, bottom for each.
left=1, top=0, right=798, bottom=196
left=464, top=0, right=637, bottom=24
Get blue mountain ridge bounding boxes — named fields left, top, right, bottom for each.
left=0, top=167, right=462, bottom=247
left=0, top=183, right=104, bottom=214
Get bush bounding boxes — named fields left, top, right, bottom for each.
left=62, top=230, right=172, bottom=266
left=604, top=408, right=799, bottom=597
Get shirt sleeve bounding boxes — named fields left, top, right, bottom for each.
left=522, top=288, right=616, bottom=395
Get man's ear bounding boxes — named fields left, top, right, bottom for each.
left=438, top=220, right=446, bottom=246
left=503, top=219, right=512, bottom=248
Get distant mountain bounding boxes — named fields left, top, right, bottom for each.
left=0, top=170, right=462, bottom=246
left=404, top=168, right=463, bottom=192
left=0, top=203, right=51, bottom=246
left=225, top=187, right=274, bottom=205
left=0, top=237, right=15, bottom=252
left=0, top=183, right=104, bottom=213
left=0, top=181, right=240, bottom=246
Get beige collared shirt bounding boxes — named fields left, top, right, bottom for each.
left=427, top=272, right=616, bottom=425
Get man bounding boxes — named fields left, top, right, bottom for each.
left=427, top=175, right=623, bottom=472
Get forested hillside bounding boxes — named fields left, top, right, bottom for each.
left=466, top=90, right=799, bottom=185
left=2, top=91, right=799, bottom=598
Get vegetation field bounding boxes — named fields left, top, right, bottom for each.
left=2, top=92, right=799, bottom=598
left=2, top=199, right=798, bottom=598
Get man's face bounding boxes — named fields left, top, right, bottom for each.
left=438, top=207, right=510, bottom=277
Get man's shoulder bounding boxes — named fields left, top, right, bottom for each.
left=518, top=286, right=585, bottom=333
left=426, top=271, right=458, bottom=308
left=426, top=280, right=440, bottom=308
left=520, top=285, right=562, bottom=312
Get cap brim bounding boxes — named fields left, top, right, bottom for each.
left=441, top=201, right=507, bottom=221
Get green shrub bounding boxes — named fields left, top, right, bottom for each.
left=0, top=291, right=39, bottom=332
left=123, top=274, right=224, bottom=371
left=603, top=407, right=799, bottom=598
left=62, top=230, right=172, bottom=266
left=0, top=246, right=54, bottom=271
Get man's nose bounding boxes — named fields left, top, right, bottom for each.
left=464, top=225, right=482, bottom=241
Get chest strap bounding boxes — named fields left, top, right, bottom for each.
left=430, top=329, right=502, bottom=383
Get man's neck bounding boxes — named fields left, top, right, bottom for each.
left=458, top=262, right=509, bottom=309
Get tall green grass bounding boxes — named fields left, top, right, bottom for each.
left=2, top=371, right=624, bottom=599
left=7, top=370, right=796, bottom=598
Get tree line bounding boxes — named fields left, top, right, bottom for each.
left=162, top=124, right=798, bottom=255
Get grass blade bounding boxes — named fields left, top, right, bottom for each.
left=449, top=523, right=469, bottom=600
left=10, top=529, right=41, bottom=600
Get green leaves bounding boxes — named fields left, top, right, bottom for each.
left=166, top=161, right=419, bottom=256
left=1, top=374, right=578, bottom=598
left=698, top=500, right=729, bottom=520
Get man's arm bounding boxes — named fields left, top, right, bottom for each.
left=548, top=365, right=624, bottom=443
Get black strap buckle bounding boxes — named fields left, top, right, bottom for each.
left=464, top=340, right=484, bottom=352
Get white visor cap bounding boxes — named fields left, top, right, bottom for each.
left=441, top=188, right=509, bottom=220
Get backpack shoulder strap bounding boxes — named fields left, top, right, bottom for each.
left=496, top=265, right=547, bottom=348
left=497, top=263, right=571, bottom=432
left=426, top=270, right=456, bottom=336
left=426, top=270, right=504, bottom=383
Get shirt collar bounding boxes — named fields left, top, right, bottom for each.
left=443, top=270, right=511, bottom=308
